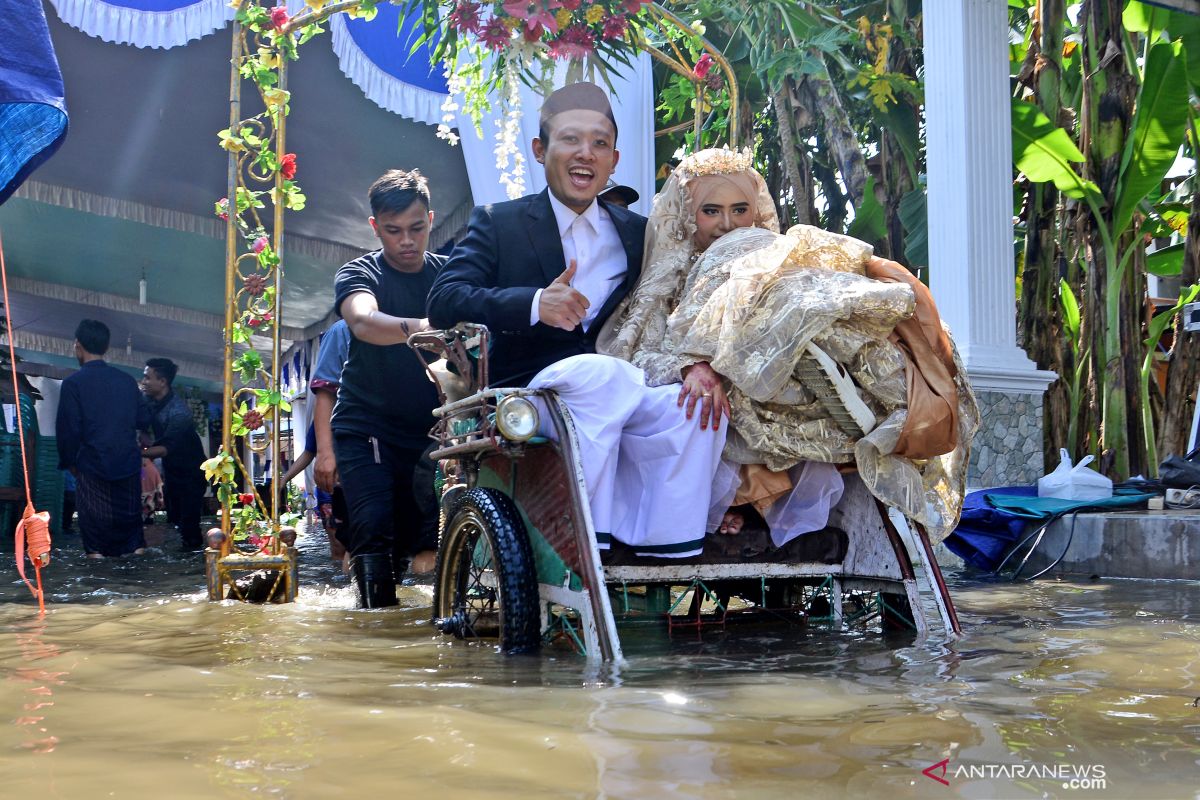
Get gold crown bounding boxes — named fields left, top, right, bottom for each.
left=677, top=147, right=755, bottom=178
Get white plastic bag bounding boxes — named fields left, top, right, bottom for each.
left=1037, top=448, right=1113, bottom=501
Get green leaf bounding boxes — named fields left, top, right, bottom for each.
left=1166, top=11, right=1200, bottom=88
left=847, top=175, right=887, bottom=241
left=1113, top=40, right=1191, bottom=233
left=878, top=103, right=921, bottom=180
left=1059, top=278, right=1080, bottom=346
left=1011, top=98, right=1100, bottom=200
left=898, top=186, right=928, bottom=267
left=1146, top=241, right=1186, bottom=276
left=1123, top=1, right=1168, bottom=38
left=230, top=323, right=251, bottom=344
left=1146, top=284, right=1200, bottom=349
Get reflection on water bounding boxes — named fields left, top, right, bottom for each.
left=2, top=527, right=1199, bottom=799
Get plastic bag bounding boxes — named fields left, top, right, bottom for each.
left=1158, top=453, right=1200, bottom=488
left=1037, top=449, right=1113, bottom=501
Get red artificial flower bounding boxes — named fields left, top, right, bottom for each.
left=601, top=14, right=627, bottom=40
left=238, top=493, right=255, bottom=505
left=279, top=152, right=297, bottom=180
left=480, top=18, right=511, bottom=50
left=252, top=236, right=269, bottom=254
left=448, top=1, right=483, bottom=34
left=693, top=53, right=715, bottom=79
left=270, top=5, right=289, bottom=30
left=560, top=0, right=581, bottom=9
left=621, top=0, right=646, bottom=13
left=548, top=23, right=595, bottom=59
left=215, top=197, right=230, bottom=221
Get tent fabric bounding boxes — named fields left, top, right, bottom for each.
left=330, top=14, right=445, bottom=126
left=38, top=1, right=656, bottom=210
left=330, top=7, right=448, bottom=126
left=48, top=0, right=235, bottom=49
left=0, top=0, right=69, bottom=206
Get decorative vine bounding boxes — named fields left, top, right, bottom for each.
left=203, top=0, right=738, bottom=553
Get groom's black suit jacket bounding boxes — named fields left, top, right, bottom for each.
left=427, top=188, right=647, bottom=387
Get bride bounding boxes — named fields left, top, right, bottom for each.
left=598, top=148, right=980, bottom=546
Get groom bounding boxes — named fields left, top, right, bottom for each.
left=428, top=82, right=642, bottom=385
left=428, top=82, right=726, bottom=558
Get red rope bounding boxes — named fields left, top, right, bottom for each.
left=0, top=231, right=50, bottom=613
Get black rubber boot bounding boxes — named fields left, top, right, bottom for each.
left=350, top=553, right=398, bottom=608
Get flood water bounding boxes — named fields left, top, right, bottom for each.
left=2, top=524, right=1199, bottom=799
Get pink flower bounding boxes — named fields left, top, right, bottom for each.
left=252, top=236, right=269, bottom=254
left=448, top=1, right=483, bottom=34
left=621, top=0, right=646, bottom=13
left=480, top=18, right=510, bottom=50
left=560, top=0, right=581, bottom=9
left=270, top=5, right=289, bottom=30
left=506, top=0, right=559, bottom=36
left=215, top=197, right=229, bottom=221
left=601, top=14, right=627, bottom=40
left=548, top=23, right=595, bottom=59
left=693, top=53, right=715, bottom=80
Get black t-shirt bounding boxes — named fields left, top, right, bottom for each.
left=332, top=250, right=445, bottom=447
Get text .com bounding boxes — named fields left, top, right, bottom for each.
left=922, top=759, right=1107, bottom=790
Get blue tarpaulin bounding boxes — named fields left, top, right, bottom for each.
left=944, top=487, right=1155, bottom=571
left=0, top=0, right=69, bottom=206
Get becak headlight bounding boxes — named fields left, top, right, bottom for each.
left=496, top=396, right=539, bottom=441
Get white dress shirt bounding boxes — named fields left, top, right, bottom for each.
left=530, top=192, right=627, bottom=331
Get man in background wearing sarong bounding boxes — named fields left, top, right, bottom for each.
left=56, top=319, right=151, bottom=557
left=141, top=357, right=208, bottom=551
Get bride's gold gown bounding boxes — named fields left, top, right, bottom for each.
left=599, top=225, right=980, bottom=543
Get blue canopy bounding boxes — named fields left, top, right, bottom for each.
left=47, top=0, right=448, bottom=124
left=0, top=0, right=69, bottom=205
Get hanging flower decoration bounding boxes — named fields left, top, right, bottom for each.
left=423, top=0, right=655, bottom=141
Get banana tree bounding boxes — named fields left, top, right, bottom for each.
left=1012, top=0, right=1194, bottom=478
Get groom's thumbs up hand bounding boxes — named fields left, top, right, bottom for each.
left=554, top=260, right=577, bottom=285
left=539, top=259, right=590, bottom=331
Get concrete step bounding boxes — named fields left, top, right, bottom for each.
left=935, top=509, right=1200, bottom=580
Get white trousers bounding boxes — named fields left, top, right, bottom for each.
left=529, top=354, right=727, bottom=557
left=710, top=459, right=845, bottom=548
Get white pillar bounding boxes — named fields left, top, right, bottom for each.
left=925, top=0, right=1056, bottom=394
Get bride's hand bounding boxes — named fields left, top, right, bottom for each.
left=679, top=361, right=731, bottom=432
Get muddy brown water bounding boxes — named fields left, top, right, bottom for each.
left=2, top=523, right=1199, bottom=799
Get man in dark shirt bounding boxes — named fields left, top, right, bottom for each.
left=56, top=319, right=151, bottom=557
left=140, top=357, right=208, bottom=550
left=334, top=169, right=445, bottom=608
